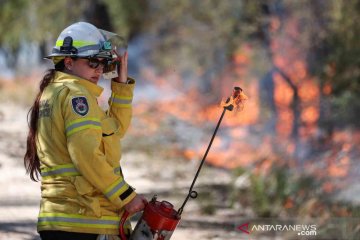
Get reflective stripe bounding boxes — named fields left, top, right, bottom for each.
left=104, top=178, right=127, bottom=200
left=109, top=93, right=132, bottom=108
left=65, top=118, right=101, bottom=137
left=56, top=40, right=98, bottom=48
left=38, top=213, right=120, bottom=229
left=41, top=164, right=80, bottom=178
left=41, top=164, right=123, bottom=180
left=52, top=46, right=101, bottom=55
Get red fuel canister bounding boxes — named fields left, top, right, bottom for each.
left=120, top=196, right=180, bottom=240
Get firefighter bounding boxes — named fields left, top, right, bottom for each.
left=24, top=22, right=147, bottom=240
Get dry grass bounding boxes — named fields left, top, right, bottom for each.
left=0, top=72, right=43, bottom=107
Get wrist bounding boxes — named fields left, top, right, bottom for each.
left=112, top=77, right=135, bottom=84
left=112, top=77, right=127, bottom=83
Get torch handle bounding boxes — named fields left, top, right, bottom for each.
left=177, top=107, right=227, bottom=215
left=119, top=211, right=130, bottom=240
left=177, top=87, right=242, bottom=216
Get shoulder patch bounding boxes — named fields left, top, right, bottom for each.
left=71, top=96, right=89, bottom=116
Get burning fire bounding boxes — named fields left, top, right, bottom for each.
left=126, top=13, right=358, bottom=194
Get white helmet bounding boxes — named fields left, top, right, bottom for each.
left=46, top=22, right=113, bottom=62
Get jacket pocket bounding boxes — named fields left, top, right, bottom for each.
left=101, top=117, right=119, bottom=137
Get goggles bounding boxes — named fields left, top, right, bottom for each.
left=80, top=57, right=110, bottom=69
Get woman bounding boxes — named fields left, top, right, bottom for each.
left=24, top=22, right=147, bottom=240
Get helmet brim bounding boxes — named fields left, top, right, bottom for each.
left=45, top=52, right=113, bottom=62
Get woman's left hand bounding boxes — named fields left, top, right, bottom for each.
left=124, top=194, right=148, bottom=214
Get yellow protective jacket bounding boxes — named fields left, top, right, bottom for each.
left=36, top=71, right=136, bottom=235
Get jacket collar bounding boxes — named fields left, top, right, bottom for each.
left=53, top=71, right=104, bottom=97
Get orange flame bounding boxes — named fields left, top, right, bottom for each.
left=220, top=91, right=248, bottom=112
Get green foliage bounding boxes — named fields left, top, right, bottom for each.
left=144, top=1, right=244, bottom=74
left=326, top=0, right=360, bottom=95
left=0, top=0, right=30, bottom=49
left=104, top=0, right=148, bottom=38
left=29, top=0, right=88, bottom=42
left=248, top=164, right=296, bottom=217
left=232, top=163, right=329, bottom=217
left=231, top=162, right=360, bottom=238
left=198, top=190, right=216, bottom=215
left=332, top=91, right=360, bottom=128
left=305, top=0, right=360, bottom=128
left=328, top=0, right=360, bottom=127
left=0, top=0, right=145, bottom=65
left=0, top=0, right=89, bottom=45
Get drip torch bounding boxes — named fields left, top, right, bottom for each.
left=119, top=87, right=247, bottom=240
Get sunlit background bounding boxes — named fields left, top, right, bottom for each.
left=0, top=0, right=359, bottom=239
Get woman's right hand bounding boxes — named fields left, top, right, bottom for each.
left=124, top=194, right=148, bottom=214
left=112, top=50, right=128, bottom=84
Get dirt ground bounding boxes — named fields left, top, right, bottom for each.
left=0, top=102, right=248, bottom=240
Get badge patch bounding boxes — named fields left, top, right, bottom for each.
left=71, top=96, right=89, bottom=116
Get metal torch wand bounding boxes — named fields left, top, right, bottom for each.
left=177, top=86, right=243, bottom=216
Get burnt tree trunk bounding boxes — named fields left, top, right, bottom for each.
left=274, top=67, right=300, bottom=140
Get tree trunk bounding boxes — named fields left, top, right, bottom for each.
left=83, top=0, right=113, bottom=31
left=274, top=67, right=300, bottom=140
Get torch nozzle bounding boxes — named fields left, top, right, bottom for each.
left=233, top=86, right=242, bottom=98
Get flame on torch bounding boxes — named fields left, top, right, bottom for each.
left=221, top=87, right=248, bottom=112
